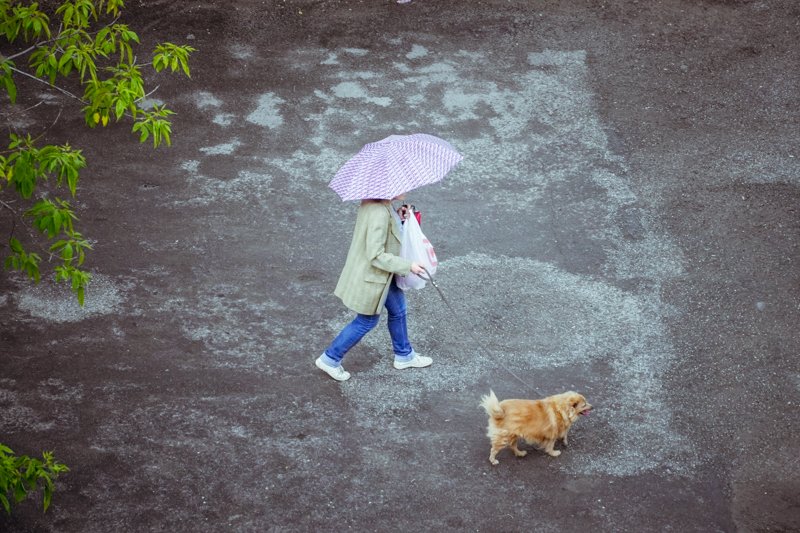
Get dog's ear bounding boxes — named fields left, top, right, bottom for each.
left=569, top=400, right=578, bottom=417
left=566, top=394, right=583, bottom=417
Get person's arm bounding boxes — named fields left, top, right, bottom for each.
left=364, top=207, right=415, bottom=275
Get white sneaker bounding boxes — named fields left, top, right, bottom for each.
left=393, top=352, right=432, bottom=370
left=315, top=355, right=351, bottom=381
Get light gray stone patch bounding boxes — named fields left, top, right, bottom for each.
left=589, top=167, right=638, bottom=205
left=418, top=61, right=456, bottom=74
left=213, top=113, right=236, bottom=126
left=719, top=149, right=800, bottom=186
left=529, top=49, right=587, bottom=68
left=163, top=285, right=285, bottom=369
left=263, top=47, right=639, bottom=216
left=330, top=81, right=392, bottom=107
left=181, top=159, right=200, bottom=173
left=0, top=381, right=40, bottom=432
left=0, top=102, right=38, bottom=129
left=199, top=140, right=241, bottom=155
left=437, top=138, right=547, bottom=208
left=36, top=92, right=60, bottom=102
left=402, top=61, right=460, bottom=89
left=175, top=163, right=274, bottom=207
left=228, top=43, right=254, bottom=59
left=605, top=237, right=685, bottom=281
left=340, top=252, right=696, bottom=476
left=406, top=44, right=429, bottom=59
left=321, top=52, right=339, bottom=65
left=246, top=93, right=286, bottom=129
left=455, top=50, right=483, bottom=61
left=37, top=378, right=83, bottom=401
left=334, top=71, right=378, bottom=80
left=0, top=378, right=77, bottom=433
left=405, top=93, right=424, bottom=106
left=137, top=97, right=164, bottom=109
left=342, top=48, right=369, bottom=56
left=15, top=273, right=128, bottom=323
left=193, top=91, right=223, bottom=109
left=313, top=89, right=333, bottom=103
left=84, top=395, right=306, bottom=526
left=442, top=88, right=488, bottom=119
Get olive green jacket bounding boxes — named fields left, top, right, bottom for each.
left=334, top=201, right=413, bottom=315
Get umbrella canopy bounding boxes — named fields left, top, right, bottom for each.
left=329, top=133, right=463, bottom=201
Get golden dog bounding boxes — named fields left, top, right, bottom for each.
left=480, top=389, right=592, bottom=465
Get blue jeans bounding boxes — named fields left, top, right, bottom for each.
left=321, top=278, right=414, bottom=367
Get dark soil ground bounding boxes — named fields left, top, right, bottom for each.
left=1, top=0, right=798, bottom=531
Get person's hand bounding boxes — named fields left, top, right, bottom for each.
left=397, top=204, right=411, bottom=221
left=410, top=262, right=426, bottom=276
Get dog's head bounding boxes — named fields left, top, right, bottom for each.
left=561, top=392, right=592, bottom=421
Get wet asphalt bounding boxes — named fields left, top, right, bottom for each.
left=1, top=1, right=798, bottom=531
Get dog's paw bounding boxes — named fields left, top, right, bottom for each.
left=513, top=449, right=527, bottom=457
left=547, top=450, right=561, bottom=457
left=490, top=458, right=499, bottom=465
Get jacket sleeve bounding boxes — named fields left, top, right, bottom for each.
left=364, top=207, right=412, bottom=276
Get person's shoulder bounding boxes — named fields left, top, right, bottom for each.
left=360, top=201, right=390, bottom=218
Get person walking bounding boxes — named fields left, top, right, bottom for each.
left=318, top=133, right=463, bottom=381
left=315, top=194, right=432, bottom=381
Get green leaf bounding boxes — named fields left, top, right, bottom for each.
left=53, top=210, right=63, bottom=234
left=39, top=215, right=52, bottom=235
left=9, top=237, right=23, bottom=254
left=42, top=484, right=52, bottom=512
left=62, top=243, right=73, bottom=261
left=0, top=60, right=16, bottom=103
left=13, top=482, right=26, bottom=503
left=58, top=49, right=74, bottom=72
left=3, top=75, right=16, bottom=104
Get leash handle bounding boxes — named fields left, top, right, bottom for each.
left=416, top=266, right=435, bottom=284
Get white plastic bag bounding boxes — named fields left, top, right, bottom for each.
left=396, top=211, right=438, bottom=290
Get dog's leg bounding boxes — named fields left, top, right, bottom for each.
left=509, top=437, right=527, bottom=458
left=562, top=429, right=570, bottom=447
left=489, top=444, right=502, bottom=465
left=544, top=439, right=561, bottom=457
left=489, top=436, right=507, bottom=465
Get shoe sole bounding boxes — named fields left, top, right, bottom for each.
left=393, top=359, right=432, bottom=370
left=315, top=358, right=350, bottom=381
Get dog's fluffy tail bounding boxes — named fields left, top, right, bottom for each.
left=480, top=390, right=504, bottom=421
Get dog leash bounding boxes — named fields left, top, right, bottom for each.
left=418, top=266, right=543, bottom=396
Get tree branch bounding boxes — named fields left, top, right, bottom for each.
left=3, top=15, right=121, bottom=62
left=8, top=65, right=86, bottom=104
left=0, top=106, right=70, bottom=156
left=0, top=199, right=18, bottom=245
left=7, top=67, right=161, bottom=121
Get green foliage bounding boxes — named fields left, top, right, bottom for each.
left=0, top=444, right=69, bottom=514
left=0, top=0, right=194, bottom=304
left=4, top=237, right=41, bottom=282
